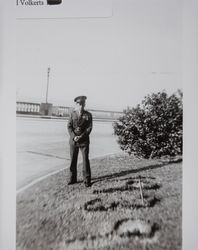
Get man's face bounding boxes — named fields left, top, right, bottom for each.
left=75, top=101, right=85, bottom=112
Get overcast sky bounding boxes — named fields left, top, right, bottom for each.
left=16, top=0, right=182, bottom=111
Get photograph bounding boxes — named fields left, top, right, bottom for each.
left=15, top=0, right=184, bottom=249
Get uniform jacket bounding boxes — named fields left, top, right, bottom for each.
left=67, top=110, right=93, bottom=146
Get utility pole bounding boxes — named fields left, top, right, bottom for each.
left=46, top=67, right=50, bottom=103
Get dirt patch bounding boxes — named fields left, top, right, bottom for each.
left=64, top=219, right=159, bottom=250
left=114, top=219, right=159, bottom=238
left=126, top=179, right=161, bottom=190
left=63, top=219, right=160, bottom=250
left=83, top=195, right=161, bottom=212
left=83, top=198, right=119, bottom=212
left=93, top=176, right=161, bottom=194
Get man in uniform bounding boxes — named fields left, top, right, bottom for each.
left=67, top=96, right=93, bottom=187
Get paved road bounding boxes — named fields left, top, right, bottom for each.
left=16, top=117, right=122, bottom=191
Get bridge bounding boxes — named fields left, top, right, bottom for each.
left=16, top=101, right=123, bottom=120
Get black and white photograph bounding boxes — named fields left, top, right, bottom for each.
left=0, top=0, right=197, bottom=249
left=15, top=1, right=183, bottom=249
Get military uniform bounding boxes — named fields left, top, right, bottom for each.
left=67, top=96, right=92, bottom=186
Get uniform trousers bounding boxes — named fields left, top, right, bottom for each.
left=69, top=143, right=91, bottom=183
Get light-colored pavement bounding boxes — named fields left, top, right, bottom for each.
left=17, top=117, right=121, bottom=190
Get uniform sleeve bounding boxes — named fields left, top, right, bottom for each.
left=86, top=113, right=93, bottom=135
left=67, top=113, right=75, bottom=136
left=80, top=113, right=93, bottom=138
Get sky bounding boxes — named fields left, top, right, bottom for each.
left=16, top=0, right=182, bottom=111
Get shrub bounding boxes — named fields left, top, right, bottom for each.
left=113, top=90, right=183, bottom=159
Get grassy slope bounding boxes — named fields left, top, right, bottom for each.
left=17, top=154, right=182, bottom=250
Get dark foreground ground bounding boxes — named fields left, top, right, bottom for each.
left=17, top=154, right=182, bottom=250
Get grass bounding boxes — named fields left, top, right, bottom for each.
left=17, top=154, right=182, bottom=250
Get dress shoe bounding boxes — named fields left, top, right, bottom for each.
left=85, top=182, right=91, bottom=187
left=68, top=181, right=77, bottom=185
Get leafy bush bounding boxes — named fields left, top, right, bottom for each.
left=113, top=90, right=183, bottom=159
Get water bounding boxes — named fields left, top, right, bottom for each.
left=16, top=117, right=121, bottom=190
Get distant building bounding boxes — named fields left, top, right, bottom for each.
left=51, top=106, right=72, bottom=117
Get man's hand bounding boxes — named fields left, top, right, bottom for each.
left=74, top=136, right=81, bottom=142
